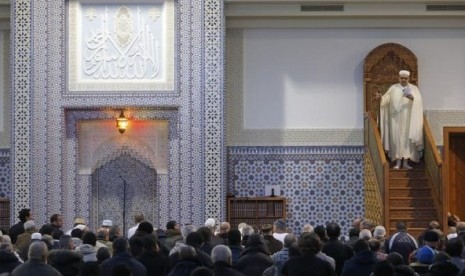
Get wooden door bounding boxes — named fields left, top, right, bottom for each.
left=444, top=128, right=465, bottom=222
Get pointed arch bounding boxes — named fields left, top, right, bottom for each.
left=364, top=43, right=418, bottom=119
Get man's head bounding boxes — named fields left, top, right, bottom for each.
left=219, top=222, right=231, bottom=234
left=273, top=219, right=287, bottom=233
left=137, top=221, right=154, bottom=235
left=82, top=231, right=97, bottom=247
left=28, top=241, right=48, bottom=262
left=302, top=224, right=314, bottom=233
left=204, top=218, right=216, bottom=231
left=112, top=237, right=130, bottom=255
left=399, top=70, right=410, bottom=86
left=18, top=209, right=32, bottom=223
left=101, top=220, right=113, bottom=229
left=298, top=232, right=322, bottom=256
left=133, top=212, right=145, bottom=224
left=283, top=233, right=297, bottom=248
left=50, top=214, right=64, bottom=228
left=166, top=220, right=180, bottom=230
left=395, top=221, right=407, bottom=232
left=261, top=224, right=273, bottom=235
left=59, top=234, right=74, bottom=250
left=325, top=222, right=341, bottom=238
left=211, top=244, right=232, bottom=265
left=24, top=220, right=37, bottom=232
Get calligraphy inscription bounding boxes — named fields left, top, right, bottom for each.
left=82, top=5, right=162, bottom=80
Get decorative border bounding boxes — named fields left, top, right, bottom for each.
left=0, top=30, right=10, bottom=148
left=12, top=0, right=32, bottom=218
left=226, top=29, right=363, bottom=146
left=204, top=0, right=225, bottom=220
left=67, top=0, right=175, bottom=92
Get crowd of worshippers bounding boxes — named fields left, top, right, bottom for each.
left=0, top=209, right=465, bottom=276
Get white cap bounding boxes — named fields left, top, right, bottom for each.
left=102, top=220, right=113, bottom=227
left=31, top=233, right=42, bottom=240
left=399, top=70, right=410, bottom=77
left=204, top=218, right=216, bottom=228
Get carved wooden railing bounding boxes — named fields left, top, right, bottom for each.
left=423, top=117, right=444, bottom=227
left=364, top=111, right=389, bottom=228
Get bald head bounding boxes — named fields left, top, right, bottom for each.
left=28, top=241, right=48, bottom=262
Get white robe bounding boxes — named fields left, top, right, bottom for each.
left=380, top=83, right=424, bottom=162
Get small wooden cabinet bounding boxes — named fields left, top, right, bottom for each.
left=227, top=196, right=286, bottom=229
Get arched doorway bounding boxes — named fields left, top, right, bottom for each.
left=92, top=152, right=157, bottom=234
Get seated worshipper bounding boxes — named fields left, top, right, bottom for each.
left=386, top=252, right=417, bottom=276
left=371, top=260, right=396, bottom=276
left=100, top=237, right=147, bottom=276
left=163, top=220, right=183, bottom=251
left=15, top=220, right=38, bottom=261
left=240, top=225, right=254, bottom=246
left=108, top=225, right=122, bottom=242
left=282, top=232, right=335, bottom=276
left=217, top=222, right=231, bottom=245
left=341, top=238, right=377, bottom=276
left=136, top=235, right=169, bottom=276
left=384, top=221, right=418, bottom=264
left=65, top=217, right=88, bottom=236
left=48, top=235, right=83, bottom=276
left=129, top=221, right=155, bottom=258
left=211, top=245, right=245, bottom=276
left=271, top=233, right=297, bottom=263
left=227, top=228, right=244, bottom=265
left=0, top=242, right=22, bottom=274
left=369, top=238, right=388, bottom=261
left=197, top=226, right=215, bottom=255
left=71, top=228, right=84, bottom=248
left=49, top=214, right=64, bottom=240
left=373, top=225, right=387, bottom=251
left=167, top=245, right=203, bottom=276
left=96, top=247, right=111, bottom=264
left=127, top=212, right=145, bottom=239
left=169, top=231, right=212, bottom=269
left=11, top=241, right=62, bottom=276
left=9, top=209, right=32, bottom=245
left=322, top=222, right=354, bottom=276
left=272, top=219, right=288, bottom=243
left=261, top=224, right=283, bottom=255
left=445, top=237, right=465, bottom=274
left=410, top=230, right=440, bottom=264
left=359, top=229, right=373, bottom=240
left=204, top=218, right=224, bottom=246
left=424, top=251, right=459, bottom=276
left=169, top=224, right=197, bottom=257
left=234, top=233, right=274, bottom=276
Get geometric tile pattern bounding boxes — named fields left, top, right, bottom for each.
left=227, top=146, right=365, bottom=236
left=11, top=0, right=224, bottom=230
left=0, top=149, right=11, bottom=198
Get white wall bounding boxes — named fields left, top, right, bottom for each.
left=242, top=28, right=465, bottom=130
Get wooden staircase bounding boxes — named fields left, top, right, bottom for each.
left=388, top=161, right=438, bottom=238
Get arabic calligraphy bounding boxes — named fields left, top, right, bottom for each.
left=83, top=6, right=161, bottom=80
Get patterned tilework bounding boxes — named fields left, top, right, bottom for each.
left=204, top=0, right=226, bottom=220
left=12, top=0, right=225, bottom=229
left=0, top=150, right=11, bottom=198
left=228, top=146, right=365, bottom=235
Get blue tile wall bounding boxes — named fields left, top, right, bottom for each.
left=227, top=146, right=365, bottom=236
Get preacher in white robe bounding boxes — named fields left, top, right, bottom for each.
left=379, top=81, right=424, bottom=163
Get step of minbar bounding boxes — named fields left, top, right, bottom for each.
left=389, top=218, right=436, bottom=229
left=389, top=178, right=429, bottom=188
left=389, top=169, right=426, bottom=178
left=389, top=197, right=435, bottom=208
left=389, top=207, right=437, bottom=219
left=389, top=187, right=432, bottom=197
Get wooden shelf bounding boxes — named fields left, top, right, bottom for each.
left=227, top=196, right=286, bottom=229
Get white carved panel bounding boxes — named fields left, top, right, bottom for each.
left=68, top=0, right=174, bottom=91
